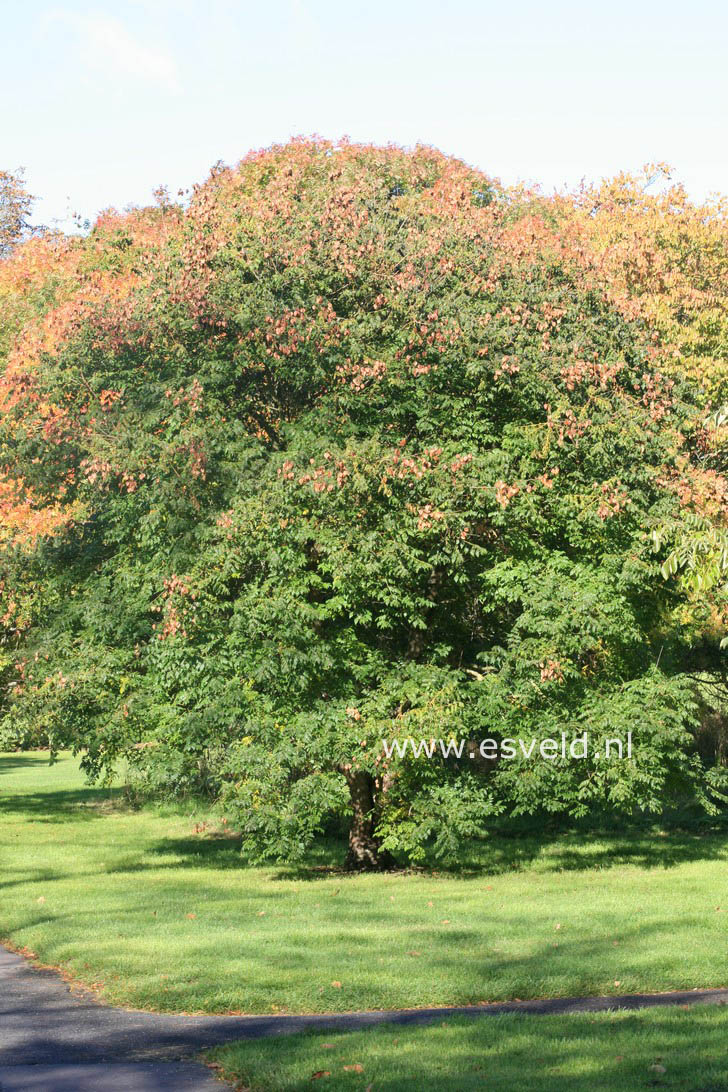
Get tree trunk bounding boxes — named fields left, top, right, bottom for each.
left=343, top=769, right=394, bottom=871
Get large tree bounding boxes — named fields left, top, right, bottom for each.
left=1, top=141, right=726, bottom=867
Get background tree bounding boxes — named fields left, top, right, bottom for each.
left=554, top=168, right=728, bottom=647
left=0, top=169, right=33, bottom=257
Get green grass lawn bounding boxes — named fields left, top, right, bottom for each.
left=1, top=752, right=728, bottom=1015
left=207, top=1008, right=728, bottom=1091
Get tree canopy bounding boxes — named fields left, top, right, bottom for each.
left=2, top=140, right=728, bottom=867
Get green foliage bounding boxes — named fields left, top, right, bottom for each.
left=1, top=140, right=727, bottom=866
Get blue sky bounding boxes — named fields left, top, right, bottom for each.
left=3, top=0, right=727, bottom=229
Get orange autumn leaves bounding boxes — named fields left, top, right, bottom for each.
left=1, top=142, right=728, bottom=555
left=565, top=164, right=728, bottom=401
left=0, top=474, right=78, bottom=547
left=0, top=203, right=177, bottom=548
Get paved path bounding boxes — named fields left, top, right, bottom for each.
left=3, top=945, right=728, bottom=1089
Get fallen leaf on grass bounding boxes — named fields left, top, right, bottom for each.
left=186, top=913, right=196, bottom=919
left=331, top=980, right=342, bottom=988
left=311, top=1071, right=331, bottom=1079
left=406, top=950, right=422, bottom=957
left=343, top=1064, right=364, bottom=1072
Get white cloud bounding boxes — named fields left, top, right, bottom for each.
left=48, top=9, right=181, bottom=95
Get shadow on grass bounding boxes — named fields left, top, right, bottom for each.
left=95, top=834, right=343, bottom=879
left=129, top=826, right=728, bottom=884
left=266, top=827, right=728, bottom=880
left=3, top=752, right=728, bottom=879
left=0, top=753, right=54, bottom=770
left=209, top=1008, right=728, bottom=1092
left=0, top=752, right=122, bottom=823
left=0, top=787, right=123, bottom=822
left=0, top=868, right=67, bottom=892
left=447, top=829, right=728, bottom=877
left=3, top=872, right=728, bottom=1018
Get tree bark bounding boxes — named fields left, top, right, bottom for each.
left=343, top=768, right=394, bottom=871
